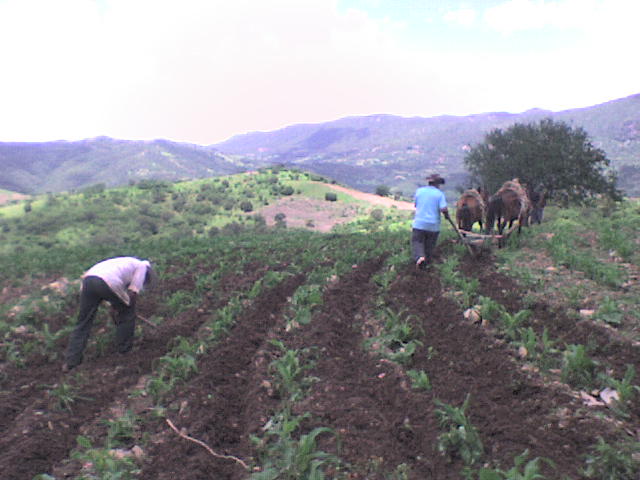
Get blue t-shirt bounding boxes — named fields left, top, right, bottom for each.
left=412, top=186, right=447, bottom=231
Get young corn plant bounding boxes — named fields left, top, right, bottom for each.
left=561, top=344, right=599, bottom=390
left=269, top=340, right=317, bottom=403
left=600, top=364, right=640, bottom=419
left=478, top=296, right=506, bottom=325
left=595, top=296, right=624, bottom=326
left=583, top=436, right=640, bottom=479
left=72, top=435, right=140, bottom=480
left=536, top=328, right=559, bottom=372
left=434, top=394, right=484, bottom=467
left=250, top=410, right=340, bottom=480
left=406, top=369, right=432, bottom=391
left=287, top=283, right=324, bottom=327
left=35, top=323, right=73, bottom=361
left=47, top=381, right=90, bottom=412
left=104, top=410, right=139, bottom=448
left=365, top=308, right=423, bottom=366
left=501, top=310, right=531, bottom=343
left=476, top=449, right=554, bottom=479
left=518, top=327, right=538, bottom=359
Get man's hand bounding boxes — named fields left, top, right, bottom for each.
left=442, top=209, right=451, bottom=221
left=128, top=290, right=138, bottom=308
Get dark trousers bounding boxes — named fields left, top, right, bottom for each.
left=411, top=228, right=439, bottom=263
left=65, top=276, right=136, bottom=368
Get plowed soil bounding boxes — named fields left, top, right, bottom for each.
left=1, top=241, right=638, bottom=479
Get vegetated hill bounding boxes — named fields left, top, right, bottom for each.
left=0, top=167, right=401, bottom=256
left=0, top=137, right=244, bottom=194
left=2, top=94, right=639, bottom=196
left=216, top=93, right=640, bottom=195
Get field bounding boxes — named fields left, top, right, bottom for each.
left=1, top=171, right=639, bottom=479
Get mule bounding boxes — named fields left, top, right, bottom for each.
left=456, top=189, right=486, bottom=232
left=485, top=179, right=530, bottom=238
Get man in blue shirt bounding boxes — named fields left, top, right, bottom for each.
left=412, top=173, right=450, bottom=270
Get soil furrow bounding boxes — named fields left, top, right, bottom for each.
left=388, top=263, right=629, bottom=479
left=138, top=271, right=307, bottom=480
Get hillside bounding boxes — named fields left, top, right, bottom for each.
left=0, top=137, right=243, bottom=194
left=215, top=94, right=640, bottom=195
left=1, top=93, right=639, bottom=196
left=0, top=172, right=639, bottom=479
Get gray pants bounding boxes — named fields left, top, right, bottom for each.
left=411, top=228, right=439, bottom=264
left=65, top=276, right=136, bottom=368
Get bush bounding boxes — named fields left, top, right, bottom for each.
left=375, top=185, right=391, bottom=197
left=370, top=209, right=384, bottom=221
left=280, top=185, right=294, bottom=196
left=325, top=192, right=337, bottom=202
left=240, top=201, right=254, bottom=212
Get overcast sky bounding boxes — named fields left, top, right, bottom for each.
left=0, top=0, right=637, bottom=145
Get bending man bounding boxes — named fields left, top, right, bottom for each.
left=63, top=256, right=156, bottom=372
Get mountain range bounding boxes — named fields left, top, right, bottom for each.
left=1, top=93, right=639, bottom=196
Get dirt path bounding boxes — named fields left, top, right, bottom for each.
left=325, top=183, right=414, bottom=210
left=0, top=192, right=28, bottom=205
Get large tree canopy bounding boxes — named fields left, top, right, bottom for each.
left=464, top=118, right=622, bottom=203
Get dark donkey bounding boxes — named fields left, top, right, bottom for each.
left=485, top=179, right=530, bottom=239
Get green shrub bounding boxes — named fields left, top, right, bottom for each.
left=324, top=192, right=337, bottom=202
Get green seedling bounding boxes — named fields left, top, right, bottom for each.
left=537, top=328, right=559, bottom=371
left=501, top=310, right=531, bottom=342
left=477, top=449, right=554, bottom=479
left=104, top=410, right=139, bottom=448
left=595, top=296, right=623, bottom=326
left=269, top=340, right=317, bottom=402
left=251, top=410, right=340, bottom=480
left=478, top=296, right=507, bottom=324
left=48, top=381, right=90, bottom=412
left=407, top=369, right=432, bottom=391
left=561, top=344, right=598, bottom=390
left=434, top=394, right=484, bottom=467
left=583, top=436, right=640, bottom=479
left=600, top=364, right=640, bottom=419
left=72, top=435, right=140, bottom=480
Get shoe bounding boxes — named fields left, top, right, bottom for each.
left=415, top=257, right=426, bottom=271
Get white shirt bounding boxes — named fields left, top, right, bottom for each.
left=83, top=257, right=150, bottom=306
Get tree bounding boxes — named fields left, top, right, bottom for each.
left=239, top=200, right=253, bottom=212
left=325, top=192, right=337, bottom=202
left=375, top=185, right=391, bottom=197
left=464, top=118, right=622, bottom=203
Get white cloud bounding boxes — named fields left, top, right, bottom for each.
left=444, top=7, right=477, bottom=27
left=0, top=0, right=637, bottom=144
left=483, top=0, right=640, bottom=35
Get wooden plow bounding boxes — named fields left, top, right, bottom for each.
left=456, top=222, right=520, bottom=252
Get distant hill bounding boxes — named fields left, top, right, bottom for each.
left=215, top=93, right=640, bottom=196
left=0, top=137, right=244, bottom=194
left=1, top=93, right=638, bottom=195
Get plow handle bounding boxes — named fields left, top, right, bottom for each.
left=446, top=216, right=476, bottom=256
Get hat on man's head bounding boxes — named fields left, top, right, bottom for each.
left=426, top=173, right=445, bottom=185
